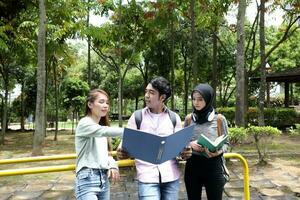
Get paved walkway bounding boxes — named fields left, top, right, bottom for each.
left=0, top=158, right=300, bottom=200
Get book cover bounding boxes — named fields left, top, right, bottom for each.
left=122, top=125, right=195, bottom=164
left=197, top=134, right=228, bottom=152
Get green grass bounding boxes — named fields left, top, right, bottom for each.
left=22, top=120, right=126, bottom=130
left=0, top=129, right=299, bottom=187
left=1, top=129, right=299, bottom=159
left=230, top=134, right=300, bottom=154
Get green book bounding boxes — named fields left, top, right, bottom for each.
left=197, top=134, right=228, bottom=152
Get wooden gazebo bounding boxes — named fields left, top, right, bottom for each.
left=251, top=66, right=300, bottom=107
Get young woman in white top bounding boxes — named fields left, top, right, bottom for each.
left=75, top=89, right=123, bottom=200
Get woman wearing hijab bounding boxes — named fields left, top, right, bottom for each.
left=183, top=83, right=229, bottom=200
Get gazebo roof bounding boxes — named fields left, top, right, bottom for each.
left=251, top=66, right=300, bottom=83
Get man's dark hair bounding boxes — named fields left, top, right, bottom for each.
left=149, top=76, right=171, bottom=102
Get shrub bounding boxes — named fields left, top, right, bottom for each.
left=288, top=124, right=300, bottom=136
left=228, top=127, right=247, bottom=152
left=246, top=126, right=281, bottom=165
left=228, top=127, right=247, bottom=144
left=218, top=107, right=299, bottom=128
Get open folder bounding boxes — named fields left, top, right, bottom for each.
left=122, top=125, right=195, bottom=164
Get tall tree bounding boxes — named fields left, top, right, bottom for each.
left=169, top=2, right=175, bottom=110
left=235, top=0, right=247, bottom=127
left=258, top=0, right=266, bottom=126
left=87, top=0, right=92, bottom=87
left=0, top=0, right=29, bottom=144
left=61, top=77, right=89, bottom=134
left=190, top=0, right=198, bottom=86
left=32, top=0, right=46, bottom=156
left=90, top=1, right=156, bottom=126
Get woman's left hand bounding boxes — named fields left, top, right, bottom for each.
left=204, top=148, right=223, bottom=158
left=108, top=168, right=120, bottom=184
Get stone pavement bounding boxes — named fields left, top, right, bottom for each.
left=0, top=158, right=300, bottom=200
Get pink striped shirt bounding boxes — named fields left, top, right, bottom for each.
left=127, top=107, right=182, bottom=183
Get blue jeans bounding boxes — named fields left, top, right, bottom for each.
left=75, top=168, right=109, bottom=200
left=138, top=179, right=180, bottom=200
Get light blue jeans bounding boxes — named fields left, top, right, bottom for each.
left=75, top=168, right=109, bottom=200
left=138, top=179, right=180, bottom=200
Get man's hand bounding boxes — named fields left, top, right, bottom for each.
left=108, top=168, right=120, bottom=184
left=179, top=146, right=192, bottom=160
left=116, top=148, right=129, bottom=160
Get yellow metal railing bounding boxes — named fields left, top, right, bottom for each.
left=0, top=154, right=76, bottom=164
left=0, top=152, right=134, bottom=177
left=0, top=152, right=249, bottom=200
left=224, top=153, right=250, bottom=200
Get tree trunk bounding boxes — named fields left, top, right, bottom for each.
left=190, top=0, right=197, bottom=86
left=244, top=71, right=249, bottom=126
left=32, top=0, right=46, bottom=156
left=284, top=82, right=289, bottom=107
left=1, top=86, right=8, bottom=145
left=170, top=11, right=175, bottom=110
left=258, top=0, right=266, bottom=126
left=212, top=26, right=218, bottom=106
left=290, top=83, right=293, bottom=105
left=235, top=0, right=246, bottom=127
left=254, top=134, right=263, bottom=163
left=183, top=43, right=189, bottom=116
left=118, top=71, right=123, bottom=127
left=87, top=0, right=91, bottom=87
left=20, top=81, right=25, bottom=131
left=135, top=95, right=139, bottom=110
left=54, top=64, right=58, bottom=141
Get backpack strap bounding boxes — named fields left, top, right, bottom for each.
left=134, top=109, right=143, bottom=130
left=167, top=109, right=177, bottom=129
left=217, top=114, right=223, bottom=137
left=134, top=109, right=177, bottom=130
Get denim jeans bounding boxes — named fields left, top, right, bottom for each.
left=75, top=168, right=109, bottom=200
left=138, top=179, right=179, bottom=200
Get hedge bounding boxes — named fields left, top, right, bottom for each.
left=217, top=107, right=299, bottom=128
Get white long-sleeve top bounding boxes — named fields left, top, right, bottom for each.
left=75, top=116, right=123, bottom=173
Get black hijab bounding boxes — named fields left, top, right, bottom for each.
left=191, top=83, right=215, bottom=124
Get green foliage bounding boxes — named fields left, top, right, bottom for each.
left=288, top=124, right=300, bottom=136
left=228, top=127, right=247, bottom=146
left=2, top=0, right=300, bottom=134
left=61, top=77, right=90, bottom=116
left=123, top=69, right=144, bottom=100
left=246, top=126, right=281, bottom=137
left=249, top=107, right=298, bottom=128
left=246, top=125, right=281, bottom=164
left=0, top=24, right=11, bottom=50
left=112, top=137, right=121, bottom=150
left=218, top=107, right=298, bottom=128
left=268, top=22, right=300, bottom=72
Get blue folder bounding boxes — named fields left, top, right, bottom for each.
left=122, top=125, right=195, bottom=164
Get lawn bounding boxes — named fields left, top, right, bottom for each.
left=1, top=128, right=299, bottom=163
left=0, top=129, right=299, bottom=198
